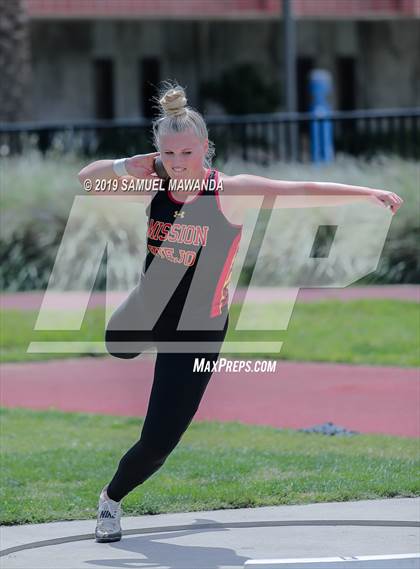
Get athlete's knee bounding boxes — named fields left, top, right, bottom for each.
left=105, top=328, right=139, bottom=359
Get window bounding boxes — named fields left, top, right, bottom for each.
left=140, top=57, right=161, bottom=118
left=297, top=56, right=315, bottom=113
left=337, top=56, right=356, bottom=111
left=93, top=58, right=115, bottom=119
left=297, top=56, right=315, bottom=149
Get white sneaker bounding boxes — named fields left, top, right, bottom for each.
left=95, top=486, right=123, bottom=543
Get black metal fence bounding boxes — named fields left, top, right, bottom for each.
left=1, top=108, right=419, bottom=164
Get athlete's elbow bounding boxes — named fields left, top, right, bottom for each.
left=77, top=168, right=93, bottom=189
left=77, top=167, right=88, bottom=183
left=77, top=161, right=96, bottom=182
left=302, top=181, right=321, bottom=194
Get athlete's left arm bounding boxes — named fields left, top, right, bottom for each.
left=221, top=174, right=403, bottom=215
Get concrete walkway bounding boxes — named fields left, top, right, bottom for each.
left=1, top=498, right=419, bottom=568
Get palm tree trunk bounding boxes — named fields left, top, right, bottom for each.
left=0, top=0, right=31, bottom=153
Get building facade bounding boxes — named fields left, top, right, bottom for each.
left=22, top=0, right=420, bottom=122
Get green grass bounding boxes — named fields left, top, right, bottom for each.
left=0, top=305, right=106, bottom=363
left=1, top=299, right=418, bottom=366
left=1, top=407, right=419, bottom=525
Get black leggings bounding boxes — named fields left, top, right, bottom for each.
left=104, top=289, right=229, bottom=502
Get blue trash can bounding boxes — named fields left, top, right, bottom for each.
left=310, top=69, right=335, bottom=163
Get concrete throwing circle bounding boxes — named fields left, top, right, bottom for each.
left=1, top=519, right=419, bottom=558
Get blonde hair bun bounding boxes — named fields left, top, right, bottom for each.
left=152, top=80, right=216, bottom=168
left=159, top=88, right=187, bottom=117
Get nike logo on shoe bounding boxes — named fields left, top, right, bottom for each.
left=100, top=510, right=115, bottom=519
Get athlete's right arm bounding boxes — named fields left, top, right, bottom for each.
left=77, top=152, right=161, bottom=198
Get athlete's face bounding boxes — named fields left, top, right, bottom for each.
left=159, top=130, right=208, bottom=179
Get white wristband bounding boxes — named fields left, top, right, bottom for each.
left=112, top=158, right=129, bottom=177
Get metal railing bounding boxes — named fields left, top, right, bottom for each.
left=1, top=108, right=419, bottom=164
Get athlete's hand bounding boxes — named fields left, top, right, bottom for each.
left=368, top=189, right=404, bottom=215
left=125, top=152, right=160, bottom=179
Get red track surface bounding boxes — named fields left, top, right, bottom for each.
left=1, top=356, right=418, bottom=438
left=1, top=286, right=418, bottom=437
left=1, top=285, right=419, bottom=311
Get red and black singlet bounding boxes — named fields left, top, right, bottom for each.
left=139, top=168, right=242, bottom=327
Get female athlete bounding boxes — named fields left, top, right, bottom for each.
left=77, top=81, right=403, bottom=543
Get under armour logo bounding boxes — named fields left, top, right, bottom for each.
left=174, top=210, right=185, bottom=218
